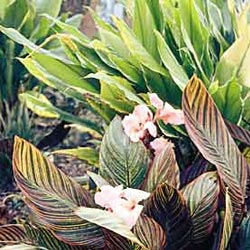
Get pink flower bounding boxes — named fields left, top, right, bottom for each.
left=149, top=93, right=184, bottom=125
left=94, top=185, right=150, bottom=229
left=150, top=137, right=171, bottom=155
left=122, top=104, right=157, bottom=142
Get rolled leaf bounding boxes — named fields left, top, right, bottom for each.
left=100, top=116, right=149, bottom=188
left=182, top=76, right=247, bottom=223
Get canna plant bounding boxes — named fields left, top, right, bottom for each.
left=1, top=0, right=250, bottom=163
left=1, top=76, right=250, bottom=249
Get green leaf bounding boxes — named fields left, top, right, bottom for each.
left=145, top=183, right=192, bottom=250
left=143, top=141, right=180, bottom=192
left=133, top=215, right=166, bottom=250
left=155, top=30, right=189, bottom=91
left=182, top=76, right=247, bottom=223
left=19, top=91, right=103, bottom=136
left=212, top=79, right=243, bottom=123
left=215, top=34, right=250, bottom=87
left=182, top=172, right=220, bottom=244
left=34, top=0, right=62, bottom=18
left=75, top=207, right=147, bottom=249
left=133, top=0, right=159, bottom=60
left=113, top=18, right=167, bottom=76
left=52, top=147, right=99, bottom=167
left=13, top=136, right=105, bottom=248
left=100, top=116, right=149, bottom=188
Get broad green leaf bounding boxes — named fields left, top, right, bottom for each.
left=133, top=0, right=159, bottom=60
left=133, top=215, right=166, bottom=250
left=87, top=71, right=143, bottom=105
left=13, top=136, right=105, bottom=248
left=75, top=207, right=147, bottom=249
left=144, top=141, right=180, bottom=192
left=28, top=52, right=99, bottom=94
left=212, top=79, right=243, bottom=123
left=19, top=58, right=87, bottom=102
left=182, top=76, right=247, bottom=223
left=52, top=147, right=99, bottom=167
left=0, top=0, right=8, bottom=20
left=179, top=0, right=213, bottom=78
left=19, top=91, right=103, bottom=135
left=219, top=189, right=233, bottom=250
left=145, top=183, right=192, bottom=250
left=155, top=30, right=189, bottom=90
left=0, top=225, right=28, bottom=247
left=100, top=116, right=149, bottom=188
left=113, top=18, right=167, bottom=76
left=215, top=33, right=250, bottom=87
left=182, top=172, right=220, bottom=243
left=34, top=0, right=62, bottom=18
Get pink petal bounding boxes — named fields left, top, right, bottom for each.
left=149, top=93, right=164, bottom=109
left=122, top=114, right=142, bottom=142
left=159, top=110, right=184, bottom=125
left=94, top=185, right=123, bottom=208
left=150, top=137, right=170, bottom=155
left=133, top=104, right=153, bottom=123
left=123, top=188, right=150, bottom=204
left=112, top=202, right=144, bottom=229
left=143, top=121, right=157, bottom=138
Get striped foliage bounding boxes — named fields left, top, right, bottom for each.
left=100, top=116, right=149, bottom=188
left=12, top=136, right=105, bottom=248
left=182, top=172, right=220, bottom=244
left=144, top=183, right=192, bottom=250
left=143, top=141, right=180, bottom=192
left=182, top=76, right=248, bottom=223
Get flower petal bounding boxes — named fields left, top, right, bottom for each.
left=150, top=137, right=170, bottom=155
left=149, top=93, right=164, bottom=109
left=143, top=121, right=157, bottom=138
left=133, top=104, right=153, bottom=123
left=123, top=188, right=150, bottom=204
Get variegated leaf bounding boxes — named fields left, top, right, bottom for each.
left=12, top=136, right=105, bottom=248
left=144, top=141, right=180, bottom=192
left=144, top=183, right=192, bottom=250
left=133, top=214, right=166, bottom=250
left=182, top=172, right=220, bottom=244
left=100, top=116, right=149, bottom=188
left=182, top=76, right=247, bottom=223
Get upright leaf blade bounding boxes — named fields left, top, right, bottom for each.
left=100, top=117, right=149, bottom=188
left=144, top=141, right=180, bottom=192
left=145, top=183, right=192, bottom=250
left=182, top=172, right=220, bottom=244
left=182, top=76, right=247, bottom=223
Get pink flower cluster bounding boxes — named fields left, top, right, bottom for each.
left=94, top=185, right=150, bottom=229
left=122, top=93, right=184, bottom=154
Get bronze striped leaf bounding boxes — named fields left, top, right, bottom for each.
left=0, top=225, right=28, bottom=247
left=182, top=76, right=247, bottom=223
left=143, top=141, right=180, bottom=192
left=144, top=183, right=192, bottom=250
left=181, top=172, right=220, bottom=244
left=100, top=116, right=149, bottom=188
left=12, top=136, right=105, bottom=248
left=133, top=214, right=167, bottom=250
